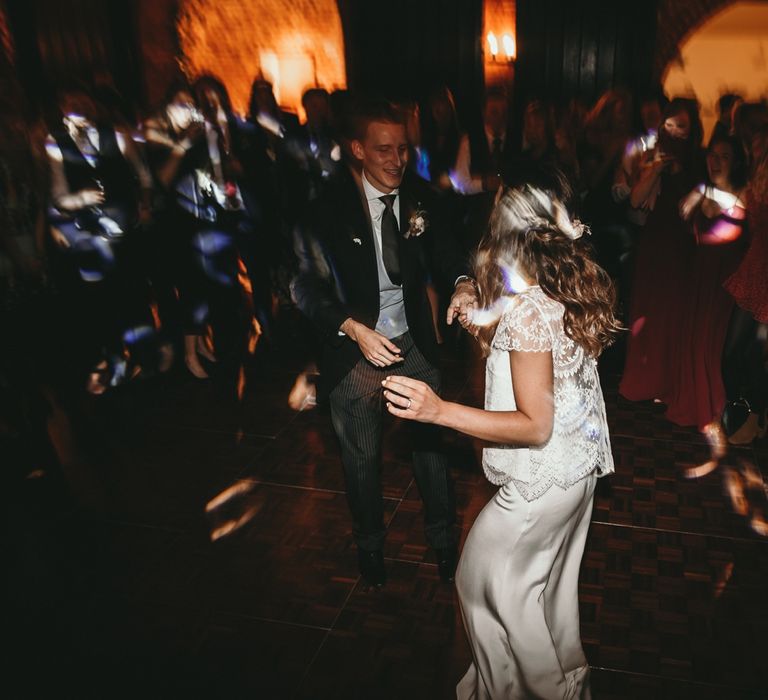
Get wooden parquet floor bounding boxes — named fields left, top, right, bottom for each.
left=4, top=331, right=767, bottom=699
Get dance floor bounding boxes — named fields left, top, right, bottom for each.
left=5, top=326, right=767, bottom=699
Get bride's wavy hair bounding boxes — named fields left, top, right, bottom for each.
left=474, top=184, right=622, bottom=358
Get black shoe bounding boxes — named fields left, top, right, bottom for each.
left=358, top=549, right=386, bottom=587
left=436, top=547, right=457, bottom=584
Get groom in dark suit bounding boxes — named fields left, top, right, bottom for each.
left=293, top=99, right=477, bottom=586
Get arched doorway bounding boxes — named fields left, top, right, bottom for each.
left=177, top=0, right=347, bottom=119
left=662, top=1, right=768, bottom=140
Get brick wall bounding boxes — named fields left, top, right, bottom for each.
left=175, top=0, right=346, bottom=119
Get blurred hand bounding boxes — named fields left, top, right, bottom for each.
left=50, top=226, right=70, bottom=249
left=79, top=189, right=105, bottom=207
left=382, top=375, right=442, bottom=424
left=679, top=189, right=704, bottom=221
left=447, top=280, right=479, bottom=334
left=181, top=121, right=205, bottom=150
left=652, top=152, right=675, bottom=172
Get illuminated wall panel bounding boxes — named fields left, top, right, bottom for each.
left=483, top=0, right=516, bottom=88
left=177, top=0, right=346, bottom=119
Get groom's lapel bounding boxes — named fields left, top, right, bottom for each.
left=340, top=171, right=378, bottom=279
left=397, top=184, right=417, bottom=270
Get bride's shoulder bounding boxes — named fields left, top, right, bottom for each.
left=498, top=288, right=557, bottom=322
left=492, top=289, right=559, bottom=352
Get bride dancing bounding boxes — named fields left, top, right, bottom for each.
left=383, top=184, right=620, bottom=699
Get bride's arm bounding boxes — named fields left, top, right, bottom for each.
left=383, top=349, right=554, bottom=447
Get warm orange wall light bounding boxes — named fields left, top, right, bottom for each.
left=484, top=0, right=516, bottom=86
left=177, top=0, right=347, bottom=121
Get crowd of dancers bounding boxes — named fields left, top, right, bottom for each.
left=1, top=74, right=767, bottom=481
left=2, top=61, right=768, bottom=699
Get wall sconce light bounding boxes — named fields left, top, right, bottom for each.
left=502, top=33, right=516, bottom=62
left=486, top=32, right=499, bottom=61
left=486, top=31, right=515, bottom=64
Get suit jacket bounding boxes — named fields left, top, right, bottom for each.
left=292, top=167, right=465, bottom=397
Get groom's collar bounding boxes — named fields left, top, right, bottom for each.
left=362, top=171, right=399, bottom=202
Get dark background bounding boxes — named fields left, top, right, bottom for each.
left=1, top=0, right=666, bottom=123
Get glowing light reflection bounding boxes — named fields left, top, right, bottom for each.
left=205, top=479, right=263, bottom=542
left=502, top=33, right=516, bottom=60
left=486, top=32, right=499, bottom=58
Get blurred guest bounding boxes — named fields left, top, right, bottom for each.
left=610, top=90, right=667, bottom=308
left=248, top=78, right=301, bottom=144
left=722, top=124, right=768, bottom=443
left=453, top=87, right=512, bottom=255
left=732, top=101, right=768, bottom=166
left=247, top=77, right=305, bottom=308
left=504, top=98, right=572, bottom=197
left=554, top=98, right=588, bottom=190
left=580, top=89, right=634, bottom=292
left=46, top=85, right=153, bottom=388
left=0, top=104, right=61, bottom=483
left=144, top=82, right=243, bottom=379
left=519, top=99, right=559, bottom=169
left=47, top=85, right=152, bottom=279
left=620, top=98, right=705, bottom=404
left=709, top=92, right=743, bottom=146
left=667, top=135, right=748, bottom=430
left=453, top=87, right=511, bottom=196
left=193, top=75, right=274, bottom=342
left=421, top=86, right=464, bottom=192
left=292, top=88, right=341, bottom=201
left=613, top=90, right=666, bottom=219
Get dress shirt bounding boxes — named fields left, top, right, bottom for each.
left=361, top=171, right=409, bottom=339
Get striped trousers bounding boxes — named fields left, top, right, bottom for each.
left=329, top=331, right=456, bottom=552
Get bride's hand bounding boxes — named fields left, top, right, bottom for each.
left=382, top=375, right=443, bottom=423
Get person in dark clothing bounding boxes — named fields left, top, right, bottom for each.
left=144, top=82, right=244, bottom=380
left=46, top=86, right=153, bottom=389
left=292, top=99, right=477, bottom=588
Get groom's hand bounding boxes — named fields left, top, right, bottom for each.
left=340, top=318, right=404, bottom=367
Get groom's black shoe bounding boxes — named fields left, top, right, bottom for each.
left=358, top=549, right=386, bottom=587
left=436, top=547, right=457, bottom=584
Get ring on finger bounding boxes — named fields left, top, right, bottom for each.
left=406, top=398, right=412, bottom=409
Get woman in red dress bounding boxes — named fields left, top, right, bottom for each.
left=619, top=99, right=704, bottom=403
left=664, top=135, right=748, bottom=430
left=722, top=124, right=768, bottom=443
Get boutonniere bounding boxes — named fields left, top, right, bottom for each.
left=352, top=237, right=362, bottom=246
left=405, top=205, right=428, bottom=239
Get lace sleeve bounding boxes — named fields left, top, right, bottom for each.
left=492, top=294, right=554, bottom=353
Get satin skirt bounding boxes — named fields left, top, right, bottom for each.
left=456, top=474, right=596, bottom=700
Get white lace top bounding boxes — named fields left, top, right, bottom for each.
left=483, top=286, right=614, bottom=501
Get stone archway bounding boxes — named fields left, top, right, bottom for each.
left=653, top=0, right=734, bottom=81
left=176, top=0, right=347, bottom=119
left=660, top=1, right=768, bottom=140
